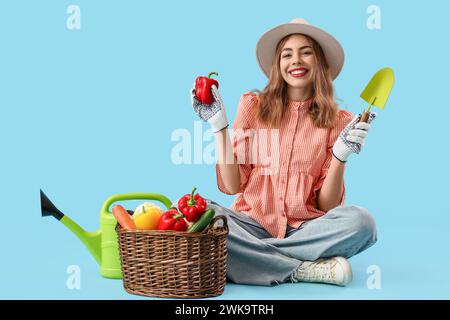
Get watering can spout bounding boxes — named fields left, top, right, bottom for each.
left=40, top=190, right=102, bottom=265
left=41, top=189, right=64, bottom=220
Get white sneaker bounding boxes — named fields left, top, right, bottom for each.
left=291, top=257, right=353, bottom=286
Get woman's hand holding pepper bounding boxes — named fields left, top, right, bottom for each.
left=332, top=112, right=376, bottom=163
left=190, top=84, right=229, bottom=133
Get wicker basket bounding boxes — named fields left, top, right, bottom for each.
left=116, top=215, right=228, bottom=298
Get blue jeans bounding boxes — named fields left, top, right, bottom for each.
left=202, top=199, right=377, bottom=286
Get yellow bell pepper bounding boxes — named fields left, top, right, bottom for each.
left=133, top=205, right=163, bottom=230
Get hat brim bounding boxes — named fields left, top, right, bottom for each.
left=256, top=23, right=344, bottom=80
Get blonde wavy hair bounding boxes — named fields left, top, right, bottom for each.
left=256, top=33, right=339, bottom=129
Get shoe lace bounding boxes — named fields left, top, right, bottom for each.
left=293, top=259, right=337, bottom=282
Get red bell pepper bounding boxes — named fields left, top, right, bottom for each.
left=195, top=72, right=219, bottom=105
left=157, top=208, right=188, bottom=231
left=177, top=187, right=207, bottom=222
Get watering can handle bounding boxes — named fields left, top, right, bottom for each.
left=101, top=193, right=173, bottom=214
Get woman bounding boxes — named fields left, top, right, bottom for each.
left=188, top=18, right=377, bottom=286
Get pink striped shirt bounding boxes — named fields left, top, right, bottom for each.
left=216, top=92, right=353, bottom=239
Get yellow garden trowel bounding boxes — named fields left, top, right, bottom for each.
left=359, top=67, right=395, bottom=122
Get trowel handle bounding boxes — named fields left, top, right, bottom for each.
left=359, top=111, right=370, bottom=123
left=360, top=96, right=376, bottom=123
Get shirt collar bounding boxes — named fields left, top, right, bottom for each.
left=287, top=97, right=313, bottom=110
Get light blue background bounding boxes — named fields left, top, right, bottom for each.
left=0, top=0, right=448, bottom=299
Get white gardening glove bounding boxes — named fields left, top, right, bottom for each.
left=190, top=84, right=229, bottom=133
left=332, top=112, right=376, bottom=163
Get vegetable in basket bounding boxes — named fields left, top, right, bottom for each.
left=112, top=205, right=136, bottom=230
left=133, top=205, right=163, bottom=230
left=133, top=202, right=163, bottom=217
left=187, top=208, right=215, bottom=233
left=157, top=208, right=188, bottom=231
left=178, top=187, right=207, bottom=222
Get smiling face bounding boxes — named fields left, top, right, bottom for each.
left=279, top=34, right=316, bottom=98
left=260, top=33, right=336, bottom=128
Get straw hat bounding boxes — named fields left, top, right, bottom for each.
left=256, top=18, right=344, bottom=80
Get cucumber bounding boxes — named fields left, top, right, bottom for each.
left=187, top=209, right=215, bottom=233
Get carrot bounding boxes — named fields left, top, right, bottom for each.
left=112, top=205, right=136, bottom=230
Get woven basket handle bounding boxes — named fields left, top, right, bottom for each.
left=203, top=215, right=228, bottom=233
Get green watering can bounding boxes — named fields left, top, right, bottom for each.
left=359, top=67, right=395, bottom=122
left=40, top=190, right=173, bottom=279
